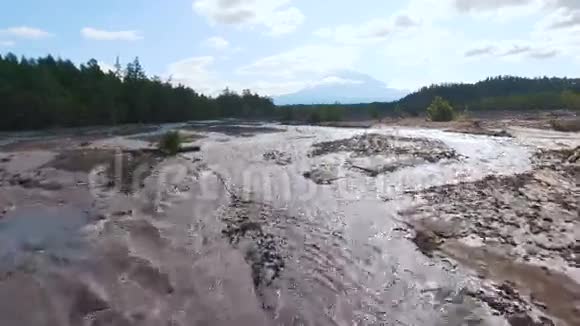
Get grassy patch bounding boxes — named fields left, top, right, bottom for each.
left=158, top=131, right=182, bottom=156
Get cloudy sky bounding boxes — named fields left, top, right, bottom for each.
left=0, top=0, right=579, bottom=96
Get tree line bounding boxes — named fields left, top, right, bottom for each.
left=393, top=76, right=580, bottom=115
left=280, top=76, right=580, bottom=121
left=0, top=53, right=276, bottom=131
left=2, top=53, right=579, bottom=129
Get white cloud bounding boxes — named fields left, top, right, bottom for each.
left=249, top=76, right=364, bottom=96
left=230, top=46, right=366, bottom=95
left=453, top=0, right=535, bottom=12
left=167, top=56, right=221, bottom=94
left=97, top=61, right=116, bottom=73
left=204, top=36, right=230, bottom=50
left=318, top=76, right=364, bottom=86
left=529, top=48, right=559, bottom=59
left=0, top=26, right=52, bottom=39
left=462, top=40, right=564, bottom=61
left=165, top=50, right=368, bottom=97
left=544, top=8, right=580, bottom=29
left=397, top=0, right=578, bottom=64
left=0, top=40, right=15, bottom=47
left=464, top=45, right=496, bottom=57
left=165, top=55, right=295, bottom=95
left=245, top=80, right=311, bottom=95
left=81, top=27, right=143, bottom=41
left=315, top=15, right=419, bottom=45
left=501, top=45, right=532, bottom=56
left=403, top=0, right=547, bottom=22
left=545, top=0, right=580, bottom=10
left=315, top=20, right=391, bottom=45
left=448, top=0, right=580, bottom=23
left=237, top=45, right=359, bottom=78
left=172, top=0, right=580, bottom=96
left=234, top=76, right=364, bottom=96
left=394, top=15, right=420, bottom=28
left=193, top=0, right=305, bottom=36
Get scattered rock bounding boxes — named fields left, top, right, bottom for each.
left=466, top=282, right=527, bottom=318
left=507, top=313, right=554, bottom=326
left=402, top=147, right=578, bottom=326
left=566, top=146, right=580, bottom=163
left=176, top=145, right=201, bottom=154
left=411, top=228, right=442, bottom=258
left=309, top=134, right=458, bottom=163
left=221, top=198, right=286, bottom=288
left=111, top=210, right=134, bottom=218
left=403, top=164, right=577, bottom=267
left=94, top=214, right=108, bottom=221
left=263, top=150, right=292, bottom=165
left=303, top=167, right=339, bottom=185
left=493, top=129, right=513, bottom=138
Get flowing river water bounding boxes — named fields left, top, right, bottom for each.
left=0, top=122, right=577, bottom=326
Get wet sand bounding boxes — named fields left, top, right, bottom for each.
left=0, top=120, right=578, bottom=325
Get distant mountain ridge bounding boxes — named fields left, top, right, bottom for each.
left=274, top=71, right=408, bottom=105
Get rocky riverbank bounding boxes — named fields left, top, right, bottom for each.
left=398, top=146, right=579, bottom=325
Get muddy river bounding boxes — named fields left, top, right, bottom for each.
left=0, top=122, right=578, bottom=326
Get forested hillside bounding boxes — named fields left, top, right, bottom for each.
left=393, top=76, right=580, bottom=115
left=0, top=54, right=275, bottom=131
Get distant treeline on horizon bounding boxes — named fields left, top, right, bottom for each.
left=1, top=53, right=579, bottom=130
left=281, top=75, right=580, bottom=120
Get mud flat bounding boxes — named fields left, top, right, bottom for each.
left=0, top=122, right=287, bottom=326
left=0, top=121, right=579, bottom=325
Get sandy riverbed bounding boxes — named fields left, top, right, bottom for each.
left=0, top=120, right=578, bottom=325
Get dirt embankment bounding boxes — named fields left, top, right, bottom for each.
left=399, top=146, right=580, bottom=325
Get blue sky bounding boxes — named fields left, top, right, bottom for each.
left=1, top=0, right=579, bottom=96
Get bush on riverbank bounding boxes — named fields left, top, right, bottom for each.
left=158, top=131, right=182, bottom=155
left=427, top=97, right=455, bottom=122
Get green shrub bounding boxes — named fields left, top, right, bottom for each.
left=158, top=131, right=182, bottom=155
left=427, top=96, right=455, bottom=122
